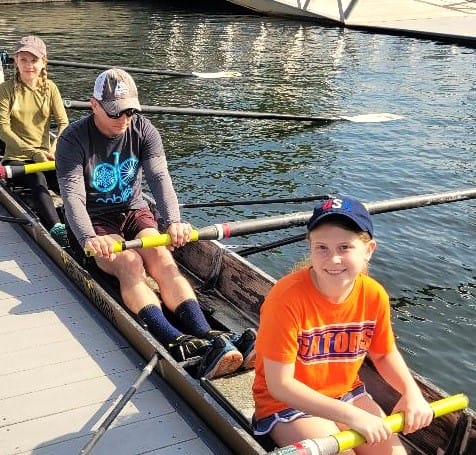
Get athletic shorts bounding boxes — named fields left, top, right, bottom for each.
left=253, top=384, right=369, bottom=436
left=91, top=208, right=158, bottom=240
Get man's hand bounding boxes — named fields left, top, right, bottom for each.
left=84, top=235, right=118, bottom=261
left=167, top=221, right=193, bottom=249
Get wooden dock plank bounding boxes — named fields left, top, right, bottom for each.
left=0, top=389, right=217, bottom=454
left=0, top=288, right=85, bottom=314
left=0, top=347, right=136, bottom=399
left=1, top=372, right=159, bottom=427
left=0, top=259, right=53, bottom=284
left=0, top=336, right=128, bottom=375
left=0, top=313, right=115, bottom=354
left=0, top=275, right=74, bottom=300
left=227, top=0, right=475, bottom=42
left=0, top=301, right=91, bottom=334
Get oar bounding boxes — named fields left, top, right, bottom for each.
left=0, top=53, right=239, bottom=78
left=0, top=161, right=56, bottom=180
left=63, top=100, right=402, bottom=124
left=47, top=59, right=240, bottom=78
left=269, top=394, right=468, bottom=455
left=0, top=215, right=33, bottom=225
left=236, top=233, right=306, bottom=257
left=85, top=187, right=476, bottom=256
left=181, top=194, right=330, bottom=208
left=79, top=353, right=159, bottom=454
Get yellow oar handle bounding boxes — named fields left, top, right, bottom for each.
left=85, top=230, right=200, bottom=256
left=270, top=394, right=468, bottom=455
left=23, top=161, right=56, bottom=174
left=336, top=393, right=469, bottom=452
left=0, top=161, right=56, bottom=180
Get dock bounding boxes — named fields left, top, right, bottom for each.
left=344, top=0, right=475, bottom=44
left=226, top=0, right=476, bottom=45
left=0, top=204, right=229, bottom=454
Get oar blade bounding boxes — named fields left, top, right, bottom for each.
left=191, top=70, right=242, bottom=78
left=341, top=113, right=404, bottom=123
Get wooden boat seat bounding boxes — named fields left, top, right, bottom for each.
left=202, top=370, right=276, bottom=452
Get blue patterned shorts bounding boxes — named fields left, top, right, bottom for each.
left=253, top=384, right=369, bottom=436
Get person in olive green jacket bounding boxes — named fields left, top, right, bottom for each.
left=0, top=35, right=69, bottom=246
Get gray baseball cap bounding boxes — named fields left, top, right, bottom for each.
left=93, top=68, right=141, bottom=116
left=15, top=35, right=47, bottom=59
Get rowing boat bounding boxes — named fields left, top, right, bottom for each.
left=0, top=177, right=474, bottom=454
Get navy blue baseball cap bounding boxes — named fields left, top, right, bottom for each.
left=307, top=196, right=373, bottom=238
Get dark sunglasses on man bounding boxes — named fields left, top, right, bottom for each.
left=97, top=101, right=138, bottom=119
left=105, top=108, right=138, bottom=119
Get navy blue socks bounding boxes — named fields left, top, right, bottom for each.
left=138, top=305, right=182, bottom=345
left=175, top=299, right=211, bottom=338
left=138, top=299, right=211, bottom=344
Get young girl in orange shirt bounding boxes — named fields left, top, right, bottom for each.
left=253, top=196, right=434, bottom=454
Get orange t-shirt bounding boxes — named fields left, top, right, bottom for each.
left=253, top=268, right=396, bottom=420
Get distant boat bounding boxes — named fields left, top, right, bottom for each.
left=224, top=0, right=476, bottom=45
left=225, top=0, right=342, bottom=22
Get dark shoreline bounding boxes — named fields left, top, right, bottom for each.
left=0, top=0, right=247, bottom=10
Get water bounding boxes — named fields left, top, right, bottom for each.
left=1, top=1, right=474, bottom=406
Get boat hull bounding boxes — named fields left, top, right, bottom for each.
left=226, top=0, right=343, bottom=23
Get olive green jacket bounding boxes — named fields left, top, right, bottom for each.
left=0, top=79, right=69, bottom=162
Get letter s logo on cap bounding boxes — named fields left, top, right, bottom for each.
left=331, top=198, right=343, bottom=209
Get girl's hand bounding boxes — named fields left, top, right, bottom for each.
left=44, top=150, right=55, bottom=161
left=393, top=393, right=434, bottom=434
left=348, top=410, right=393, bottom=445
left=32, top=149, right=47, bottom=162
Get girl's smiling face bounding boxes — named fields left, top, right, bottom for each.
left=308, top=222, right=376, bottom=302
left=14, top=51, right=46, bottom=87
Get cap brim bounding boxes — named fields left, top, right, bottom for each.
left=308, top=211, right=371, bottom=237
left=15, top=46, right=45, bottom=58
left=101, top=98, right=141, bottom=116
left=307, top=212, right=336, bottom=232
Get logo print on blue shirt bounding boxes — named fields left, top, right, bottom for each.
left=92, top=151, right=139, bottom=204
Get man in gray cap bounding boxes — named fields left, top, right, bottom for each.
left=55, top=68, right=256, bottom=379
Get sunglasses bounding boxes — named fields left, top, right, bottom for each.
left=97, top=101, right=138, bottom=119
left=104, top=108, right=138, bottom=119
